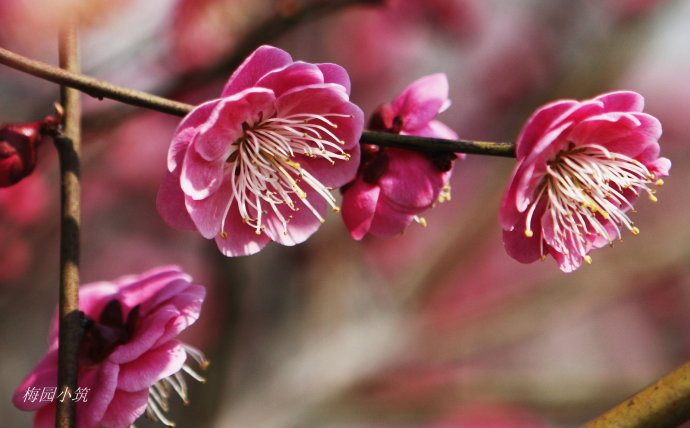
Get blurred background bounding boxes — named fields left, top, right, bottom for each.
left=1, top=0, right=690, bottom=426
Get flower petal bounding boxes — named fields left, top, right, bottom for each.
left=117, top=341, right=187, bottom=392
left=221, top=45, right=293, bottom=97
left=341, top=179, right=380, bottom=240
left=391, top=73, right=450, bottom=132
left=99, top=389, right=148, bottom=428
left=157, top=171, right=196, bottom=231
left=214, top=202, right=272, bottom=256
left=256, top=61, right=325, bottom=97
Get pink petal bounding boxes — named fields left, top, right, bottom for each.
left=117, top=341, right=187, bottom=392
left=192, top=89, right=276, bottom=162
left=185, top=176, right=234, bottom=239
left=168, top=99, right=220, bottom=172
left=317, top=63, right=351, bottom=94
left=501, top=212, right=544, bottom=264
left=367, top=196, right=416, bottom=237
left=117, top=267, right=191, bottom=311
left=594, top=90, right=645, bottom=113
left=392, top=73, right=450, bottom=132
left=261, top=185, right=328, bottom=246
left=276, top=84, right=350, bottom=117
left=221, top=45, right=293, bottom=97
left=153, top=285, right=206, bottom=347
left=515, top=99, right=579, bottom=159
left=410, top=119, right=459, bottom=140
left=78, top=362, right=120, bottom=428
left=99, top=389, right=148, bottom=428
left=256, top=61, right=325, bottom=97
left=108, top=305, right=178, bottom=364
left=13, top=349, right=58, bottom=411
left=214, top=202, right=272, bottom=256
left=341, top=179, right=380, bottom=240
left=378, top=148, right=446, bottom=211
left=180, top=146, right=224, bottom=200
left=157, top=171, right=196, bottom=231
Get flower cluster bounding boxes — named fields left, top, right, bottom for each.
left=13, top=266, right=207, bottom=428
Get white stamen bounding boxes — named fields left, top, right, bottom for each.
left=523, top=143, right=659, bottom=262
left=219, top=112, right=351, bottom=237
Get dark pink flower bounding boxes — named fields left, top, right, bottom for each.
left=0, top=118, right=57, bottom=188
left=501, top=91, right=671, bottom=272
left=157, top=45, right=363, bottom=256
left=341, top=73, right=460, bottom=239
left=13, top=266, right=207, bottom=428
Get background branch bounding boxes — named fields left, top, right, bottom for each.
left=585, top=361, right=690, bottom=428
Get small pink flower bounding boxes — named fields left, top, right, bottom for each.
left=501, top=91, right=671, bottom=272
left=157, top=45, right=363, bottom=256
left=13, top=266, right=207, bottom=428
left=341, top=73, right=460, bottom=239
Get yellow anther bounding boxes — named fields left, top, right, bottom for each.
left=219, top=231, right=228, bottom=239
left=332, top=206, right=340, bottom=213
left=649, top=194, right=658, bottom=202
left=631, top=226, right=640, bottom=235
left=418, top=217, right=427, bottom=228
left=255, top=229, right=262, bottom=235
left=584, top=255, right=592, bottom=265
left=524, top=229, right=534, bottom=238
left=655, top=178, right=664, bottom=186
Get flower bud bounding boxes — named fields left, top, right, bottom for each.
left=0, top=117, right=58, bottom=187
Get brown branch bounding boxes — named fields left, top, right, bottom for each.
left=585, top=360, right=690, bottom=428
left=0, top=46, right=516, bottom=157
left=55, top=23, right=84, bottom=428
left=0, top=46, right=193, bottom=117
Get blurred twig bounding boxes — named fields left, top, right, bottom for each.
left=161, top=0, right=386, bottom=96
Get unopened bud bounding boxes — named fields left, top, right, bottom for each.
left=0, top=117, right=59, bottom=187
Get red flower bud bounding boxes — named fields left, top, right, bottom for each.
left=0, top=117, right=58, bottom=187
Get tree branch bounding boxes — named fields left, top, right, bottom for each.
left=55, top=23, right=84, bottom=428
left=0, top=46, right=516, bottom=158
left=585, top=360, right=690, bottom=428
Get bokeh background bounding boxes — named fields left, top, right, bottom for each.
left=1, top=0, right=690, bottom=426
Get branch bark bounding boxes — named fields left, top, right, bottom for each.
left=55, top=23, right=84, bottom=428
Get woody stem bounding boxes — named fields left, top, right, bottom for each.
left=55, top=22, right=85, bottom=428
left=0, top=46, right=515, bottom=158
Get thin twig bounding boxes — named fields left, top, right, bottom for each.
left=0, top=46, right=193, bottom=117
left=585, top=360, right=690, bottom=428
left=55, top=23, right=84, bottom=428
left=0, top=46, right=516, bottom=157
left=360, top=131, right=516, bottom=158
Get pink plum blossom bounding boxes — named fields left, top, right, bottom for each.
left=157, top=45, right=363, bottom=256
left=500, top=91, right=671, bottom=272
left=341, top=73, right=460, bottom=239
left=13, top=266, right=207, bottom=428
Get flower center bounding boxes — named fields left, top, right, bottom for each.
left=221, top=112, right=352, bottom=237
left=523, top=143, right=663, bottom=262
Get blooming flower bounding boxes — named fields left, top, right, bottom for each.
left=500, top=91, right=671, bottom=272
left=13, top=266, right=207, bottom=428
left=157, top=45, right=363, bottom=256
left=341, top=73, right=460, bottom=239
